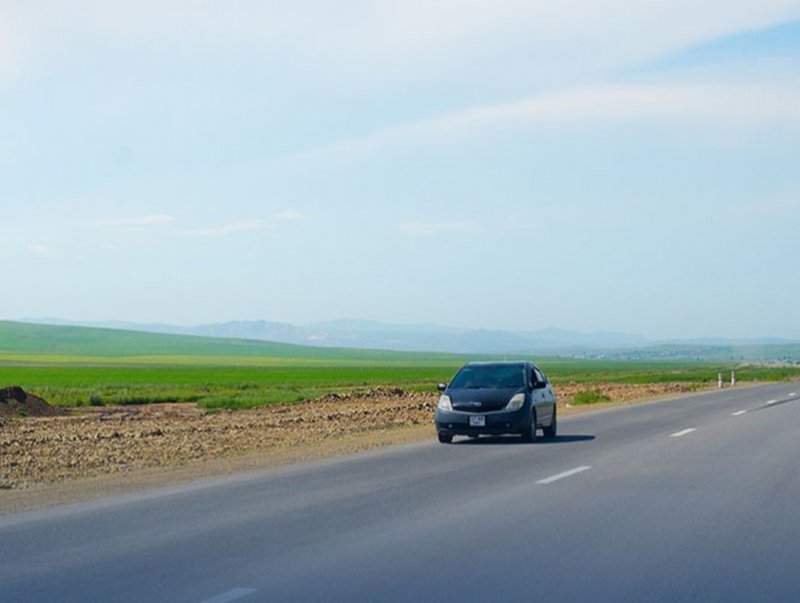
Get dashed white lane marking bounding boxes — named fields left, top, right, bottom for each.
left=732, top=410, right=747, bottom=416
left=789, top=393, right=796, bottom=397
left=200, top=588, right=257, bottom=603
left=766, top=399, right=778, bottom=406
left=536, top=466, right=592, bottom=485
left=670, top=428, right=696, bottom=438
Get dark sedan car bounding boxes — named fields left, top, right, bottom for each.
left=434, top=361, right=557, bottom=443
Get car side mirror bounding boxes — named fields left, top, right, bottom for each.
left=437, top=383, right=448, bottom=392
left=532, top=380, right=547, bottom=390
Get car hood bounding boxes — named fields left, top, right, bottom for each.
left=448, top=387, right=522, bottom=412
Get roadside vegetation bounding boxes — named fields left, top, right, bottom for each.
left=571, top=389, right=613, bottom=405
left=0, top=364, right=456, bottom=409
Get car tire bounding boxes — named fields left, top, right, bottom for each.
left=521, top=410, right=538, bottom=443
left=543, top=406, right=557, bottom=438
left=438, top=433, right=453, bottom=444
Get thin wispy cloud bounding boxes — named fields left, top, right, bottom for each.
left=180, top=219, right=271, bottom=237
left=287, top=81, right=800, bottom=166
left=734, top=189, right=800, bottom=218
left=0, top=14, right=13, bottom=77
left=7, top=1, right=798, bottom=83
left=94, top=214, right=176, bottom=229
left=396, top=221, right=480, bottom=237
left=274, top=210, right=307, bottom=221
left=27, top=243, right=54, bottom=255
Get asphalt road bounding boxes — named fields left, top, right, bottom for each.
left=2, top=383, right=799, bottom=602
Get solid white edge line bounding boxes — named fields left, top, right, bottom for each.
left=536, top=466, right=592, bottom=485
left=200, top=588, right=258, bottom=603
left=670, top=428, right=696, bottom=438
left=732, top=410, right=747, bottom=416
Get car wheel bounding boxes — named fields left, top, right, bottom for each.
left=438, top=433, right=453, bottom=444
left=521, top=410, right=538, bottom=443
left=543, top=405, right=557, bottom=438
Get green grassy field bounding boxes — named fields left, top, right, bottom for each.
left=0, top=321, right=473, bottom=408
left=1, top=321, right=798, bottom=409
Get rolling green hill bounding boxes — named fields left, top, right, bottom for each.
left=0, top=321, right=471, bottom=365
left=0, top=321, right=472, bottom=407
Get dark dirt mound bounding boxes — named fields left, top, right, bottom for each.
left=0, top=386, right=63, bottom=418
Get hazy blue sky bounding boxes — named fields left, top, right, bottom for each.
left=1, top=1, right=799, bottom=339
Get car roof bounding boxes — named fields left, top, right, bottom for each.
left=464, top=361, right=529, bottom=366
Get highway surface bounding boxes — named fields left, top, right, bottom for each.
left=1, top=383, right=799, bottom=602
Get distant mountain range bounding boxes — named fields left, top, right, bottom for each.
left=21, top=318, right=800, bottom=358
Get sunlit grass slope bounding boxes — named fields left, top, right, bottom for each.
left=0, top=321, right=466, bottom=364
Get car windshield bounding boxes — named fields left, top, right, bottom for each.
left=449, top=364, right=526, bottom=389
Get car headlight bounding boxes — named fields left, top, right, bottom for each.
left=505, top=393, right=525, bottom=410
left=438, top=394, right=453, bottom=411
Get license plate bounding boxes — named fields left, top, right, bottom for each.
left=469, top=415, right=486, bottom=427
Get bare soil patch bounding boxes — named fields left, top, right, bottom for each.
left=556, top=381, right=702, bottom=408
left=0, top=387, right=433, bottom=491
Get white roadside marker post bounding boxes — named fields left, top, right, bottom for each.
left=718, top=373, right=723, bottom=389
left=731, top=370, right=736, bottom=387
